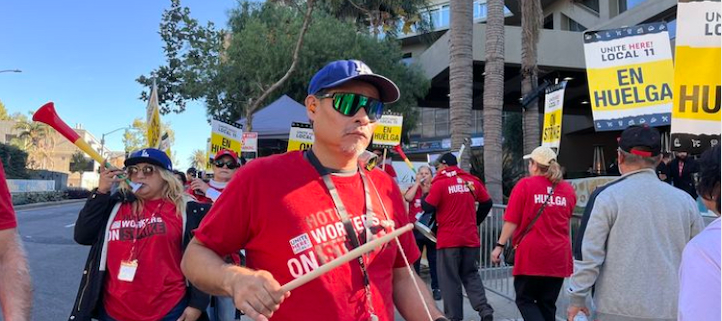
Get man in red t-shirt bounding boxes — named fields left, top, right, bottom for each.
left=422, top=153, right=494, bottom=321
left=182, top=60, right=446, bottom=321
left=0, top=160, right=32, bottom=320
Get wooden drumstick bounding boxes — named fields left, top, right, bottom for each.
left=280, top=223, right=414, bottom=292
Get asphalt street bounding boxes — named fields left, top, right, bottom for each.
left=11, top=201, right=88, bottom=321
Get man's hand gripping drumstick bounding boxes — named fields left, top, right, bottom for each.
left=182, top=224, right=414, bottom=321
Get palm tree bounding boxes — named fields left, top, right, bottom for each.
left=521, top=0, right=543, bottom=155
left=449, top=0, right=473, bottom=171
left=13, top=117, right=56, bottom=170
left=483, top=0, right=505, bottom=202
left=188, top=149, right=207, bottom=169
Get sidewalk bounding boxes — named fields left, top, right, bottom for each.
left=393, top=266, right=525, bottom=321
left=13, top=198, right=86, bottom=210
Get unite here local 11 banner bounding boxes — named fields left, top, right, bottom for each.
left=210, top=118, right=243, bottom=158
left=287, top=122, right=314, bottom=152
left=372, top=114, right=403, bottom=147
left=583, top=22, right=674, bottom=131
left=671, top=0, right=721, bottom=153
left=542, top=81, right=567, bottom=151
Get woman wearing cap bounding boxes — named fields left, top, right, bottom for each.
left=490, top=146, right=577, bottom=321
left=187, top=149, right=242, bottom=204
left=69, top=148, right=210, bottom=321
left=678, top=145, right=720, bottom=321
left=403, top=165, right=441, bottom=300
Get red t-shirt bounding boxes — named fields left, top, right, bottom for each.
left=194, top=151, right=420, bottom=321
left=185, top=184, right=225, bottom=204
left=382, top=162, right=397, bottom=179
left=424, top=166, right=490, bottom=249
left=104, top=199, right=186, bottom=321
left=0, top=161, right=17, bottom=230
left=408, top=189, right=423, bottom=221
left=504, top=176, right=577, bottom=277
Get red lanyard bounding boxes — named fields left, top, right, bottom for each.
left=126, top=201, right=165, bottom=262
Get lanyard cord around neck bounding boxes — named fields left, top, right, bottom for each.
left=305, top=150, right=378, bottom=318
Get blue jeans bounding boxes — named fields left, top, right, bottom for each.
left=99, top=297, right=187, bottom=321
left=208, top=296, right=238, bottom=321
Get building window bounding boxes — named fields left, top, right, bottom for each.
left=578, top=0, right=600, bottom=13
left=422, top=109, right=435, bottom=138
left=402, top=52, right=413, bottom=65
left=564, top=15, right=587, bottom=32
left=435, top=109, right=449, bottom=137
left=473, top=110, right=484, bottom=134
left=543, top=15, right=554, bottom=29
left=618, top=0, right=646, bottom=14
left=474, top=1, right=488, bottom=20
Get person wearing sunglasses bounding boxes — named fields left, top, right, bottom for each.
left=182, top=60, right=446, bottom=321
left=187, top=149, right=242, bottom=204
left=70, top=148, right=211, bottom=321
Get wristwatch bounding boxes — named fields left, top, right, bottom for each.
left=495, top=242, right=506, bottom=248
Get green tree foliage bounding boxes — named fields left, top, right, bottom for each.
left=0, top=143, right=29, bottom=179
left=122, top=118, right=176, bottom=153
left=188, top=149, right=207, bottom=169
left=69, top=151, right=93, bottom=174
left=0, top=100, right=10, bottom=121
left=138, top=1, right=429, bottom=133
left=13, top=114, right=56, bottom=170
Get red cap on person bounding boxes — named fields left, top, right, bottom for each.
left=214, top=149, right=240, bottom=164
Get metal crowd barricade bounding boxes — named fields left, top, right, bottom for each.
left=478, top=204, right=516, bottom=301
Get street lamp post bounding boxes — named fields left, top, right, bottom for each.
left=100, top=126, right=131, bottom=158
left=0, top=69, right=22, bottom=74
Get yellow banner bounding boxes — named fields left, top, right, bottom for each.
left=210, top=118, right=243, bottom=158
left=672, top=46, right=721, bottom=122
left=583, top=22, right=674, bottom=131
left=372, top=114, right=403, bottom=147
left=542, top=82, right=566, bottom=150
left=670, top=0, right=721, bottom=153
left=287, top=122, right=314, bottom=152
left=146, top=82, right=162, bottom=148
left=587, top=60, right=674, bottom=111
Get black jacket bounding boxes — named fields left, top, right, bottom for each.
left=669, top=158, right=699, bottom=199
left=68, top=190, right=211, bottom=321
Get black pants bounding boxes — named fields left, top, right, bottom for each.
left=413, top=232, right=439, bottom=290
left=514, top=275, right=564, bottom=321
left=437, top=247, right=493, bottom=321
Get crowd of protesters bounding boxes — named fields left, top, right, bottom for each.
left=0, top=59, right=716, bottom=321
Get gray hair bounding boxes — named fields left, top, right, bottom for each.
left=619, top=149, right=661, bottom=168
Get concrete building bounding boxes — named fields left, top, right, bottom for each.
left=400, top=0, right=678, bottom=175
left=0, top=120, right=124, bottom=188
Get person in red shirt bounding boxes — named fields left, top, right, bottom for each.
left=0, top=160, right=32, bottom=321
left=422, top=152, right=494, bottom=321
left=373, top=148, right=398, bottom=181
left=403, top=165, right=441, bottom=300
left=181, top=60, right=446, bottom=321
left=69, top=148, right=210, bottom=321
left=187, top=149, right=242, bottom=204
left=491, top=146, right=577, bottom=321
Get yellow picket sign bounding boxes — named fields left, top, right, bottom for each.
left=372, top=114, right=403, bottom=147
left=210, top=118, right=243, bottom=157
left=287, top=122, right=314, bottom=152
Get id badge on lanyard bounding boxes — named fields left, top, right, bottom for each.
left=118, top=259, right=138, bottom=282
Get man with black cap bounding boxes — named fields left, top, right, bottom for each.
left=422, top=152, right=494, bottom=321
left=567, top=125, right=704, bottom=321
left=182, top=60, right=445, bottom=321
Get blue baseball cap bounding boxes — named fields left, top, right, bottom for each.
left=125, top=148, right=173, bottom=171
left=308, top=60, right=401, bottom=103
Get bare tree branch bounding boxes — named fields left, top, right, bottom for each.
left=245, top=0, right=316, bottom=116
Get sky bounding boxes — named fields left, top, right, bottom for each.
left=0, top=0, right=240, bottom=170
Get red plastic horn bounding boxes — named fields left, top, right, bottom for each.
left=32, top=102, right=104, bottom=163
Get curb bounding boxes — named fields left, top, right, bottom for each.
left=14, top=199, right=87, bottom=210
